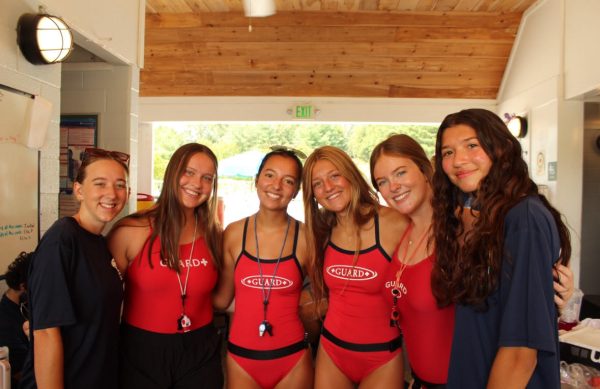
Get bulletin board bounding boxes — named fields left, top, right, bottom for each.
left=0, top=86, right=39, bottom=274
left=59, top=115, right=97, bottom=218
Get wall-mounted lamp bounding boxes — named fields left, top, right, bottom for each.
left=17, top=13, right=73, bottom=65
left=504, top=113, right=528, bottom=138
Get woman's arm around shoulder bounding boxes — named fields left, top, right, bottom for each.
left=377, top=205, right=410, bottom=257
left=212, top=219, right=243, bottom=311
left=107, top=215, right=152, bottom=274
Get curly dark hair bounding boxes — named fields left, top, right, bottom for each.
left=431, top=109, right=571, bottom=308
left=4, top=251, right=33, bottom=290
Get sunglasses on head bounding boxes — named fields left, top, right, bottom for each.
left=270, top=145, right=307, bottom=160
left=83, top=148, right=130, bottom=167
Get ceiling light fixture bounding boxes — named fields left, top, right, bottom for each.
left=244, top=0, right=276, bottom=32
left=17, top=13, right=73, bottom=65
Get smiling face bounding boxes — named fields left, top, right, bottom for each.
left=441, top=124, right=493, bottom=194
left=310, top=159, right=352, bottom=214
left=74, top=159, right=129, bottom=234
left=373, top=153, right=431, bottom=217
left=255, top=154, right=300, bottom=211
left=178, top=152, right=216, bottom=211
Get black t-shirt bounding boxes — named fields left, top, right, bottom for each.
left=20, top=217, right=123, bottom=389
left=447, top=196, right=561, bottom=388
left=0, top=294, right=29, bottom=387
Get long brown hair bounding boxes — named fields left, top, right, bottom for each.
left=431, top=109, right=571, bottom=308
left=127, top=143, right=222, bottom=271
left=302, top=146, right=379, bottom=312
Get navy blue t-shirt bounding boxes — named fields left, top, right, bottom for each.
left=20, top=217, right=123, bottom=389
left=447, top=196, right=561, bottom=389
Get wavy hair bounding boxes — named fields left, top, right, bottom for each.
left=302, top=146, right=379, bottom=312
left=131, top=143, right=222, bottom=271
left=431, top=109, right=571, bottom=308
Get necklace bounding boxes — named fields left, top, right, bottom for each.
left=394, top=222, right=430, bottom=291
left=176, top=213, right=197, bottom=332
left=389, top=222, right=430, bottom=328
left=254, top=214, right=291, bottom=337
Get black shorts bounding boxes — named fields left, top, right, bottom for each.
left=119, top=323, right=223, bottom=389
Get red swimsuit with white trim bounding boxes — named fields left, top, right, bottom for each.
left=227, top=218, right=306, bottom=389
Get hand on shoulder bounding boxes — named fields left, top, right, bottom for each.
left=107, top=214, right=152, bottom=273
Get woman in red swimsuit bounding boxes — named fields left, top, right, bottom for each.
left=302, top=146, right=409, bottom=389
left=213, top=148, right=313, bottom=389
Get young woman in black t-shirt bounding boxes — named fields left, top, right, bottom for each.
left=21, top=148, right=129, bottom=389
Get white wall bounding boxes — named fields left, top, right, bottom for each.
left=61, top=63, right=140, bottom=214
left=497, top=0, right=591, bottom=285
left=0, top=0, right=143, bottom=236
left=41, top=0, right=145, bottom=66
left=564, top=0, right=600, bottom=99
left=1, top=0, right=63, bottom=234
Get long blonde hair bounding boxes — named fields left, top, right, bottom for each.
left=301, top=146, right=379, bottom=311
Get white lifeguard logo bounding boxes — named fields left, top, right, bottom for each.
left=160, top=258, right=209, bottom=268
left=241, top=275, right=294, bottom=289
left=326, top=265, right=377, bottom=281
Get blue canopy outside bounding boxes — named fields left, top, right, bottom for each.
left=218, top=150, right=264, bottom=178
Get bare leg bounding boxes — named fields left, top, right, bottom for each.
left=314, top=344, right=355, bottom=389
left=358, top=352, right=404, bottom=389
left=275, top=349, right=314, bottom=389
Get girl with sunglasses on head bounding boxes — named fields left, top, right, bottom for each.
left=20, top=148, right=129, bottom=389
left=371, top=134, right=574, bottom=388
left=432, top=109, right=572, bottom=388
left=108, top=143, right=223, bottom=389
left=213, top=148, right=313, bottom=389
left=302, top=146, right=409, bottom=389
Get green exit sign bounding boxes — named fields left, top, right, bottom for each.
left=292, top=104, right=315, bottom=120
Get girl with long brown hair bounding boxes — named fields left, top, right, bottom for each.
left=108, top=143, right=223, bottom=389
left=432, top=109, right=571, bottom=388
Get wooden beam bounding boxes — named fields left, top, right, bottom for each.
left=145, top=10, right=522, bottom=28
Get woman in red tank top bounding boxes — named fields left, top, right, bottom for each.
left=302, top=146, right=410, bottom=389
left=213, top=148, right=314, bottom=389
left=108, top=143, right=224, bottom=389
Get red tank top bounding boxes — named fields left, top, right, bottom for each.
left=323, top=214, right=400, bottom=344
left=382, top=245, right=455, bottom=383
left=229, top=218, right=305, bottom=349
left=123, top=233, right=218, bottom=334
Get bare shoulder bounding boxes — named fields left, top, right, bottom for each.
left=377, top=206, right=410, bottom=255
left=107, top=215, right=152, bottom=263
left=223, top=217, right=246, bottom=258
left=223, top=218, right=245, bottom=244
left=295, top=221, right=310, bottom=268
left=379, top=206, right=409, bottom=232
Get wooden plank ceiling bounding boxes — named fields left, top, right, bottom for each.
left=142, top=0, right=537, bottom=99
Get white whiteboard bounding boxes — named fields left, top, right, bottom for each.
left=0, top=86, right=39, bottom=274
